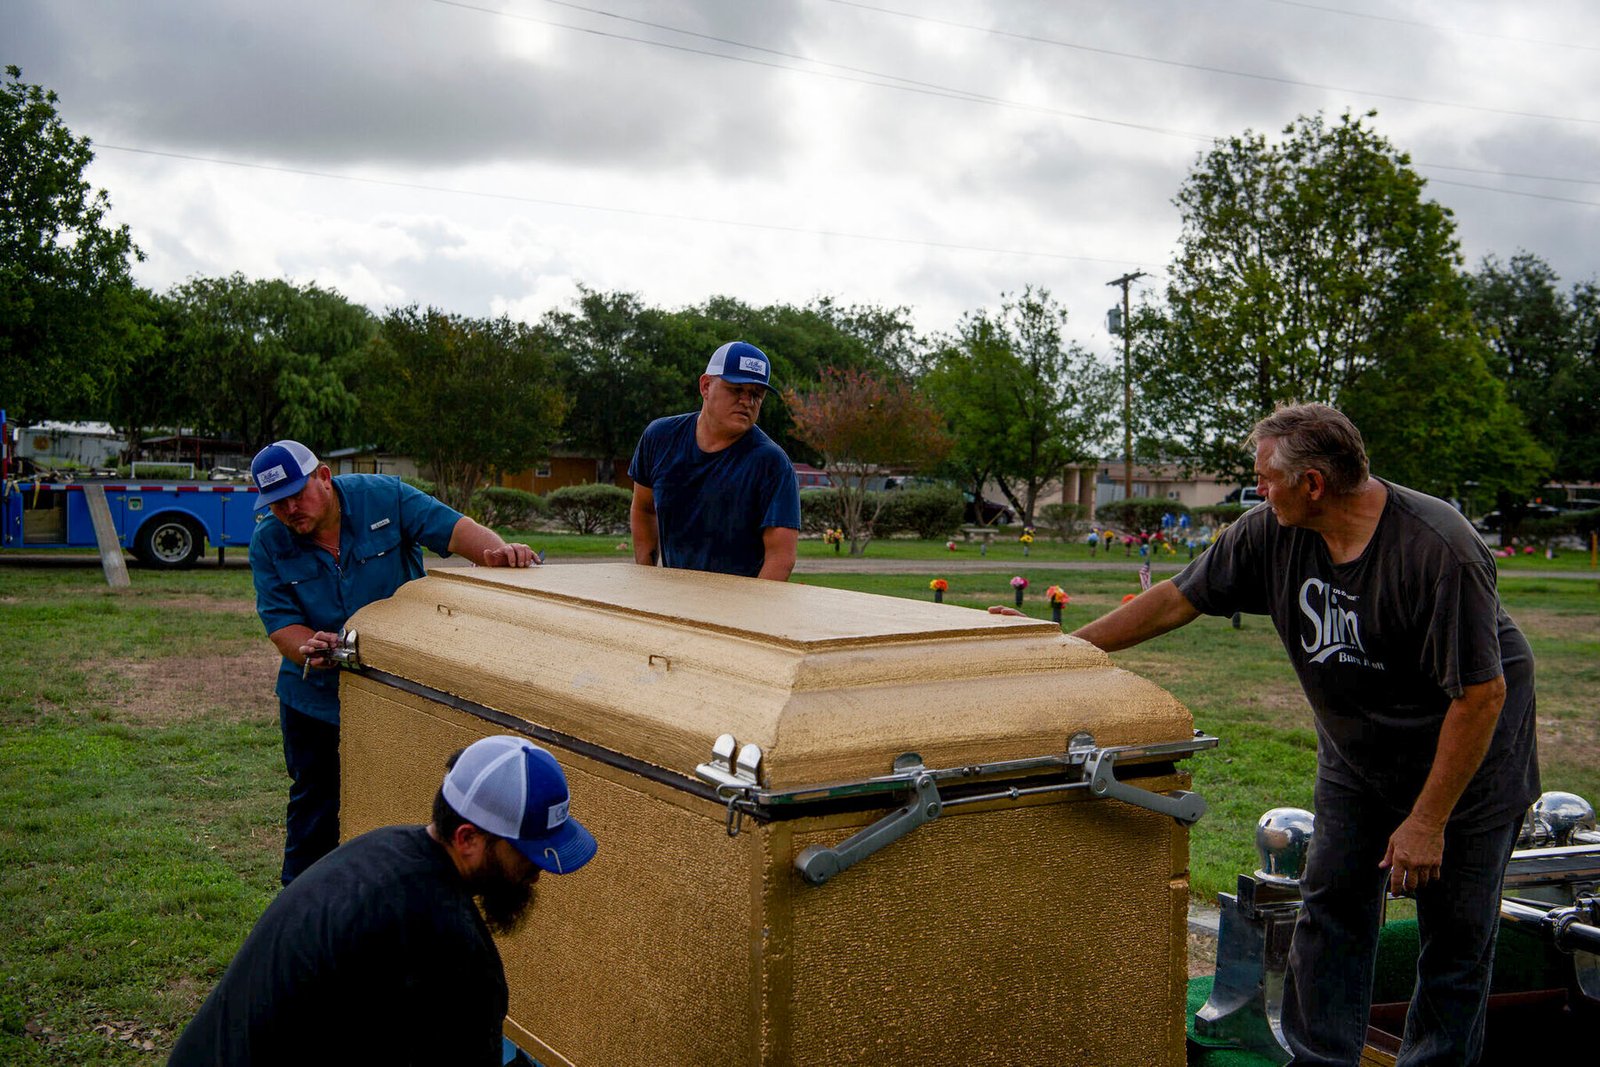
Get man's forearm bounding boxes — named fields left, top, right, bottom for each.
left=756, top=527, right=797, bottom=581
left=630, top=506, right=658, bottom=565
left=447, top=517, right=507, bottom=564
left=1409, top=678, right=1506, bottom=826
left=1070, top=579, right=1200, bottom=651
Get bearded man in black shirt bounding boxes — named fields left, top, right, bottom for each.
left=1039, top=403, right=1538, bottom=1066
left=169, top=736, right=597, bottom=1066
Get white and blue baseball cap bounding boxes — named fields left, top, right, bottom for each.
left=443, top=736, right=597, bottom=875
left=250, top=440, right=320, bottom=510
left=704, top=340, right=775, bottom=393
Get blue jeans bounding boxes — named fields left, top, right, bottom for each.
left=279, top=702, right=340, bottom=886
left=1281, top=777, right=1520, bottom=1066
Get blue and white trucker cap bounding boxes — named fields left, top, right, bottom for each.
left=704, top=340, right=775, bottom=393
left=250, top=440, right=319, bottom=510
left=443, top=736, right=597, bottom=875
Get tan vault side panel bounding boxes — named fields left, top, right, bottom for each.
left=341, top=676, right=760, bottom=1067
left=775, top=786, right=1190, bottom=1066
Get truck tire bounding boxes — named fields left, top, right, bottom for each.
left=134, top=515, right=205, bottom=569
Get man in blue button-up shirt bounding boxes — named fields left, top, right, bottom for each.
left=249, top=440, right=537, bottom=884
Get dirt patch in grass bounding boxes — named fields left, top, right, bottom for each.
left=1188, top=930, right=1218, bottom=979
left=1510, top=607, right=1600, bottom=639
left=99, top=648, right=279, bottom=725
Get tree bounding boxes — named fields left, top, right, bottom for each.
left=542, top=287, right=682, bottom=483
left=925, top=288, right=1115, bottom=524
left=1467, top=254, right=1599, bottom=483
left=161, top=274, right=374, bottom=453
left=1, top=66, right=142, bottom=423
left=99, top=286, right=175, bottom=459
left=365, top=306, right=567, bottom=511
left=1137, top=110, right=1545, bottom=497
left=1564, top=281, right=1600, bottom=481
left=785, top=368, right=950, bottom=555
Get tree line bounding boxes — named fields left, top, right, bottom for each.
left=5, top=67, right=1596, bottom=527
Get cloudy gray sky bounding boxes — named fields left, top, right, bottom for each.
left=8, top=0, right=1598, bottom=363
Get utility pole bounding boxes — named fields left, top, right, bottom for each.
left=1106, top=270, right=1147, bottom=502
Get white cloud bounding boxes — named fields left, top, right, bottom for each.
left=8, top=0, right=1595, bottom=362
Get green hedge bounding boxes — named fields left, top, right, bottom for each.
left=1523, top=508, right=1600, bottom=540
left=877, top=486, right=964, bottom=539
left=401, top=475, right=437, bottom=496
left=547, top=483, right=632, bottom=534
left=1038, top=502, right=1087, bottom=540
left=472, top=486, right=549, bottom=529
left=800, top=489, right=846, bottom=534
left=1193, top=503, right=1249, bottom=525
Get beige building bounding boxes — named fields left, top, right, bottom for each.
left=1021, top=460, right=1239, bottom=519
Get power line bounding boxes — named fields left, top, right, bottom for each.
left=1414, top=162, right=1600, bottom=188
left=1260, top=0, right=1600, bottom=53
left=427, top=0, right=1213, bottom=141
left=93, top=142, right=1166, bottom=264
left=819, top=0, right=1599, bottom=125
left=1422, top=177, right=1600, bottom=208
left=439, top=1, right=1599, bottom=191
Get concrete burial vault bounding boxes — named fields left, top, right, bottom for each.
left=339, top=563, right=1206, bottom=1066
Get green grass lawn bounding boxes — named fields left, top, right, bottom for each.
left=0, top=563, right=1594, bottom=1062
left=491, top=529, right=1600, bottom=572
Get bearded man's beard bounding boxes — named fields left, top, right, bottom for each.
left=472, top=850, right=538, bottom=935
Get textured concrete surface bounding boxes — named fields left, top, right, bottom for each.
left=342, top=563, right=1203, bottom=1065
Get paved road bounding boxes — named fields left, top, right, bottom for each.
left=4, top=550, right=1599, bottom=581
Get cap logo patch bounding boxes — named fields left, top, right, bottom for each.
left=257, top=464, right=288, bottom=487
left=547, top=797, right=569, bottom=830
left=738, top=356, right=768, bottom=376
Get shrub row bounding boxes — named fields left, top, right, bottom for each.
left=1522, top=508, right=1600, bottom=541
left=800, top=485, right=966, bottom=539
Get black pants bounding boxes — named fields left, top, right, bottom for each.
left=279, top=702, right=340, bottom=886
left=1282, top=776, right=1521, bottom=1066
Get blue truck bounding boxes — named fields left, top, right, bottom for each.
left=2, top=411, right=261, bottom=568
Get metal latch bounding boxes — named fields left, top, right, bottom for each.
left=796, top=757, right=941, bottom=887
left=328, top=628, right=362, bottom=669
left=1082, top=737, right=1208, bottom=824
left=693, top=730, right=1217, bottom=886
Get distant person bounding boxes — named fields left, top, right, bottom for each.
left=168, top=735, right=597, bottom=1066
left=628, top=341, right=800, bottom=580
left=248, top=440, right=539, bottom=885
left=999, top=403, right=1538, bottom=1065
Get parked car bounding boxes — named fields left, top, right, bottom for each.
left=1221, top=486, right=1265, bottom=508
left=1472, top=505, right=1561, bottom=532
left=793, top=463, right=834, bottom=490
left=964, top=493, right=1014, bottom=526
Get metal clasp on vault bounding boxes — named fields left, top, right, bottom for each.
left=794, top=754, right=939, bottom=887
left=693, top=730, right=1217, bottom=886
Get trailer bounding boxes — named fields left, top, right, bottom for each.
left=1, top=410, right=261, bottom=568
left=2, top=478, right=261, bottom=567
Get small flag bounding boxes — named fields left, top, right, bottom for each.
left=1139, top=561, right=1152, bottom=592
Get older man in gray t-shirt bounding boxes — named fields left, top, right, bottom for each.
left=1046, top=404, right=1538, bottom=1066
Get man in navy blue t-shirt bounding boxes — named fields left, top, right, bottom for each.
left=628, top=340, right=801, bottom=580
